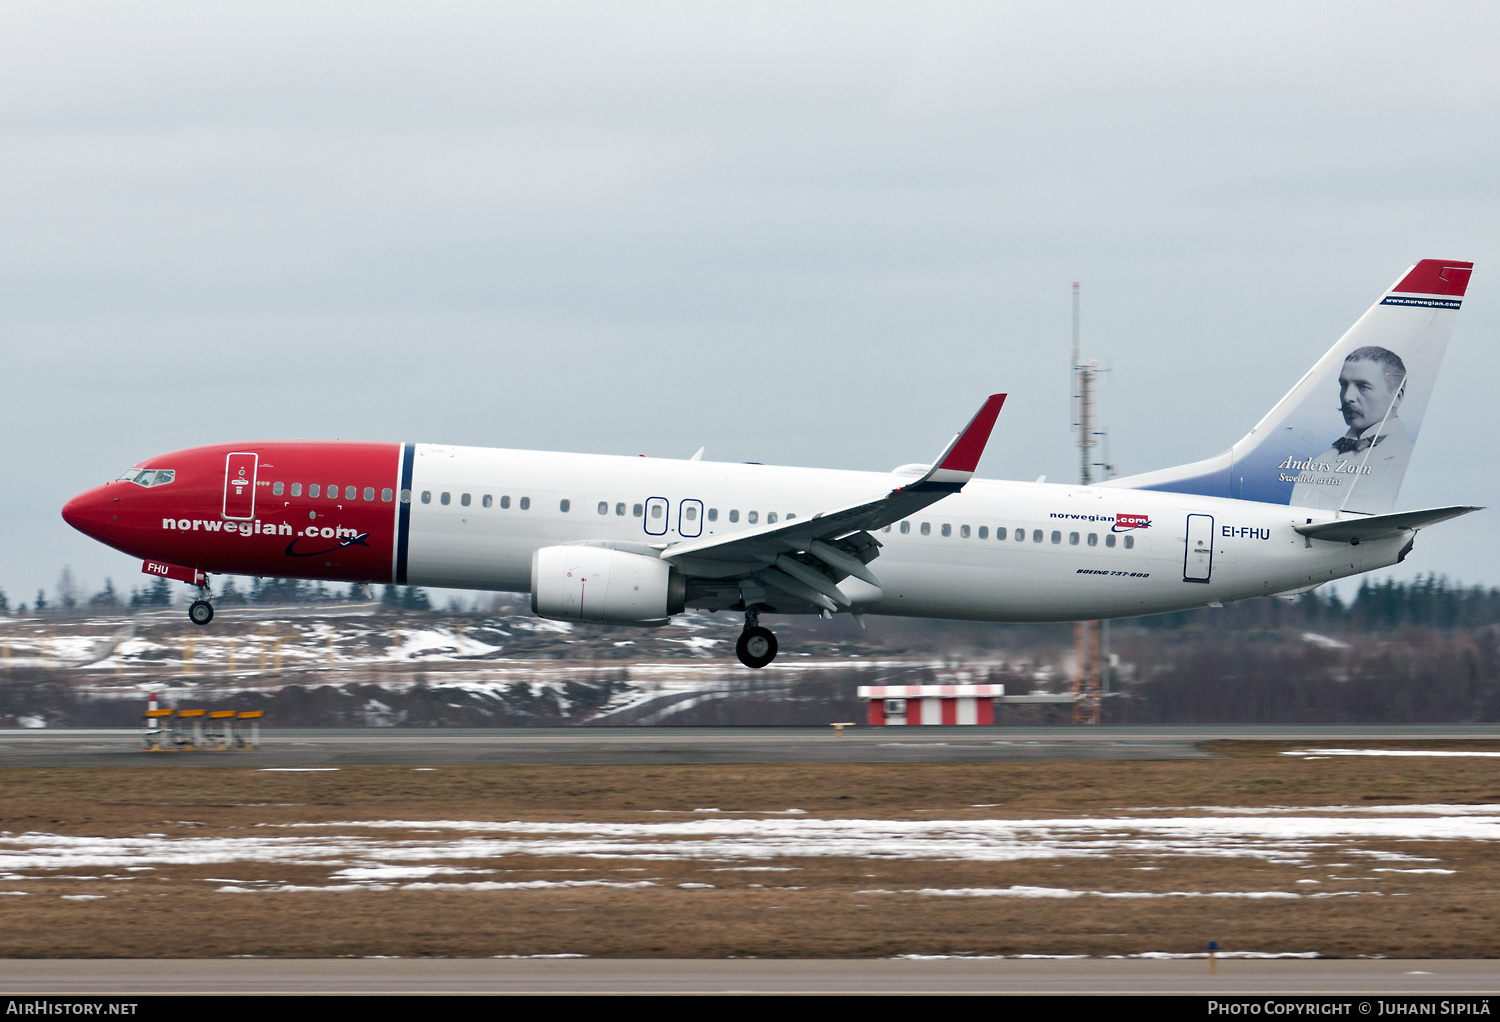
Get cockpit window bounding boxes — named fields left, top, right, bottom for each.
left=118, top=469, right=175, bottom=487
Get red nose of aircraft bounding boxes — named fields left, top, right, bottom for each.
left=61, top=484, right=121, bottom=545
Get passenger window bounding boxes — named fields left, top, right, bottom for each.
left=382, top=488, right=393, bottom=502
left=900, top=521, right=910, bottom=534
left=996, top=527, right=1007, bottom=540
left=440, top=492, right=451, bottom=505
left=1032, top=530, right=1043, bottom=543
left=500, top=495, right=511, bottom=509
left=920, top=522, right=931, bottom=536
left=560, top=499, right=570, bottom=512
left=482, top=495, right=493, bottom=508
left=400, top=489, right=411, bottom=504
left=310, top=484, right=320, bottom=498
left=729, top=509, right=739, bottom=523
left=977, top=526, right=988, bottom=540
left=748, top=511, right=758, bottom=524
left=616, top=503, right=626, bottom=516
left=519, top=497, right=530, bottom=510
left=1106, top=533, right=1116, bottom=548
left=460, top=493, right=471, bottom=507
left=786, top=513, right=795, bottom=520
left=346, top=486, right=357, bottom=500
left=292, top=483, right=302, bottom=496
left=961, top=525, right=970, bottom=538
left=767, top=512, right=777, bottom=524
left=1069, top=532, right=1079, bottom=545
left=1051, top=531, right=1062, bottom=544
left=651, top=503, right=662, bottom=519
left=1124, top=535, right=1134, bottom=549
left=364, top=487, right=375, bottom=501
left=1087, top=533, right=1097, bottom=546
left=328, top=484, right=338, bottom=499
left=420, top=491, right=431, bottom=504
left=632, top=503, right=643, bottom=517
left=707, top=508, right=718, bottom=522
left=686, top=506, right=698, bottom=521
left=940, top=523, right=951, bottom=537
left=273, top=482, right=284, bottom=496
left=598, top=501, right=608, bottom=515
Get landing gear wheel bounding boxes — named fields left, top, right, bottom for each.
left=188, top=600, right=214, bottom=626
left=736, top=626, right=778, bottom=669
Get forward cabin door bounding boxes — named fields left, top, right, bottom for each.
left=1183, top=513, right=1214, bottom=583
left=223, top=452, right=259, bottom=521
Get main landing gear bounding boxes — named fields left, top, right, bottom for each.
left=735, top=607, right=778, bottom=669
left=188, top=583, right=214, bottom=627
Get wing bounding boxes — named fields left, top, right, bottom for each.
left=660, top=394, right=1006, bottom=613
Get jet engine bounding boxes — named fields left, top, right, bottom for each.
left=531, top=545, right=686, bottom=624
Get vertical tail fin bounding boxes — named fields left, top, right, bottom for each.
left=1105, top=260, right=1472, bottom=515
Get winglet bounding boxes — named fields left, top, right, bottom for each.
left=906, top=394, right=1006, bottom=491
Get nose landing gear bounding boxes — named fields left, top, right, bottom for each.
left=735, top=607, right=778, bottom=669
left=188, top=582, right=214, bottom=626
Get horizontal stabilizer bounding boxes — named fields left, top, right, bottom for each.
left=1294, top=505, right=1482, bottom=543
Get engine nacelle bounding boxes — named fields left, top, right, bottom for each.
left=531, top=545, right=686, bottom=624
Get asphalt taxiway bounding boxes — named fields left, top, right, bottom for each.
left=2, top=725, right=1499, bottom=767
left=0, top=958, right=1497, bottom=995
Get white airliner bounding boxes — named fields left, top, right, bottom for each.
left=62, top=260, right=1478, bottom=668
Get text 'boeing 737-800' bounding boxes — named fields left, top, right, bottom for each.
left=63, top=260, right=1480, bottom=668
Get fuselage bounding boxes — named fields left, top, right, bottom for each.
left=62, top=439, right=1407, bottom=622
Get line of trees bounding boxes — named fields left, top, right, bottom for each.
left=5, top=568, right=1500, bottom=631
left=1132, top=574, right=1500, bottom=634
left=0, top=570, right=431, bottom=616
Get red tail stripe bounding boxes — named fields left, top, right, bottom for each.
left=1393, top=260, right=1473, bottom=297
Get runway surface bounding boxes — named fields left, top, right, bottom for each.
left=3, top=725, right=1500, bottom=767
left=0, top=958, right=1497, bottom=994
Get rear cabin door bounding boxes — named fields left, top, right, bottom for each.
left=1183, top=513, right=1214, bottom=583
left=223, top=452, right=259, bottom=521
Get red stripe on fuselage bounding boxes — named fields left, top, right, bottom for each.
left=62, top=441, right=402, bottom=585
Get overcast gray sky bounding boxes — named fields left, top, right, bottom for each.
left=3, top=1, right=1497, bottom=607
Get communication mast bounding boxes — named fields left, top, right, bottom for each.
left=1071, top=281, right=1104, bottom=725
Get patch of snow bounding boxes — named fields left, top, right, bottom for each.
left=1301, top=632, right=1351, bottom=650
left=1283, top=749, right=1500, bottom=759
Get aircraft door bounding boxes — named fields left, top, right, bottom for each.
left=678, top=499, right=703, bottom=538
left=223, top=452, right=259, bottom=521
left=1183, top=514, right=1214, bottom=583
left=643, top=496, right=669, bottom=536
